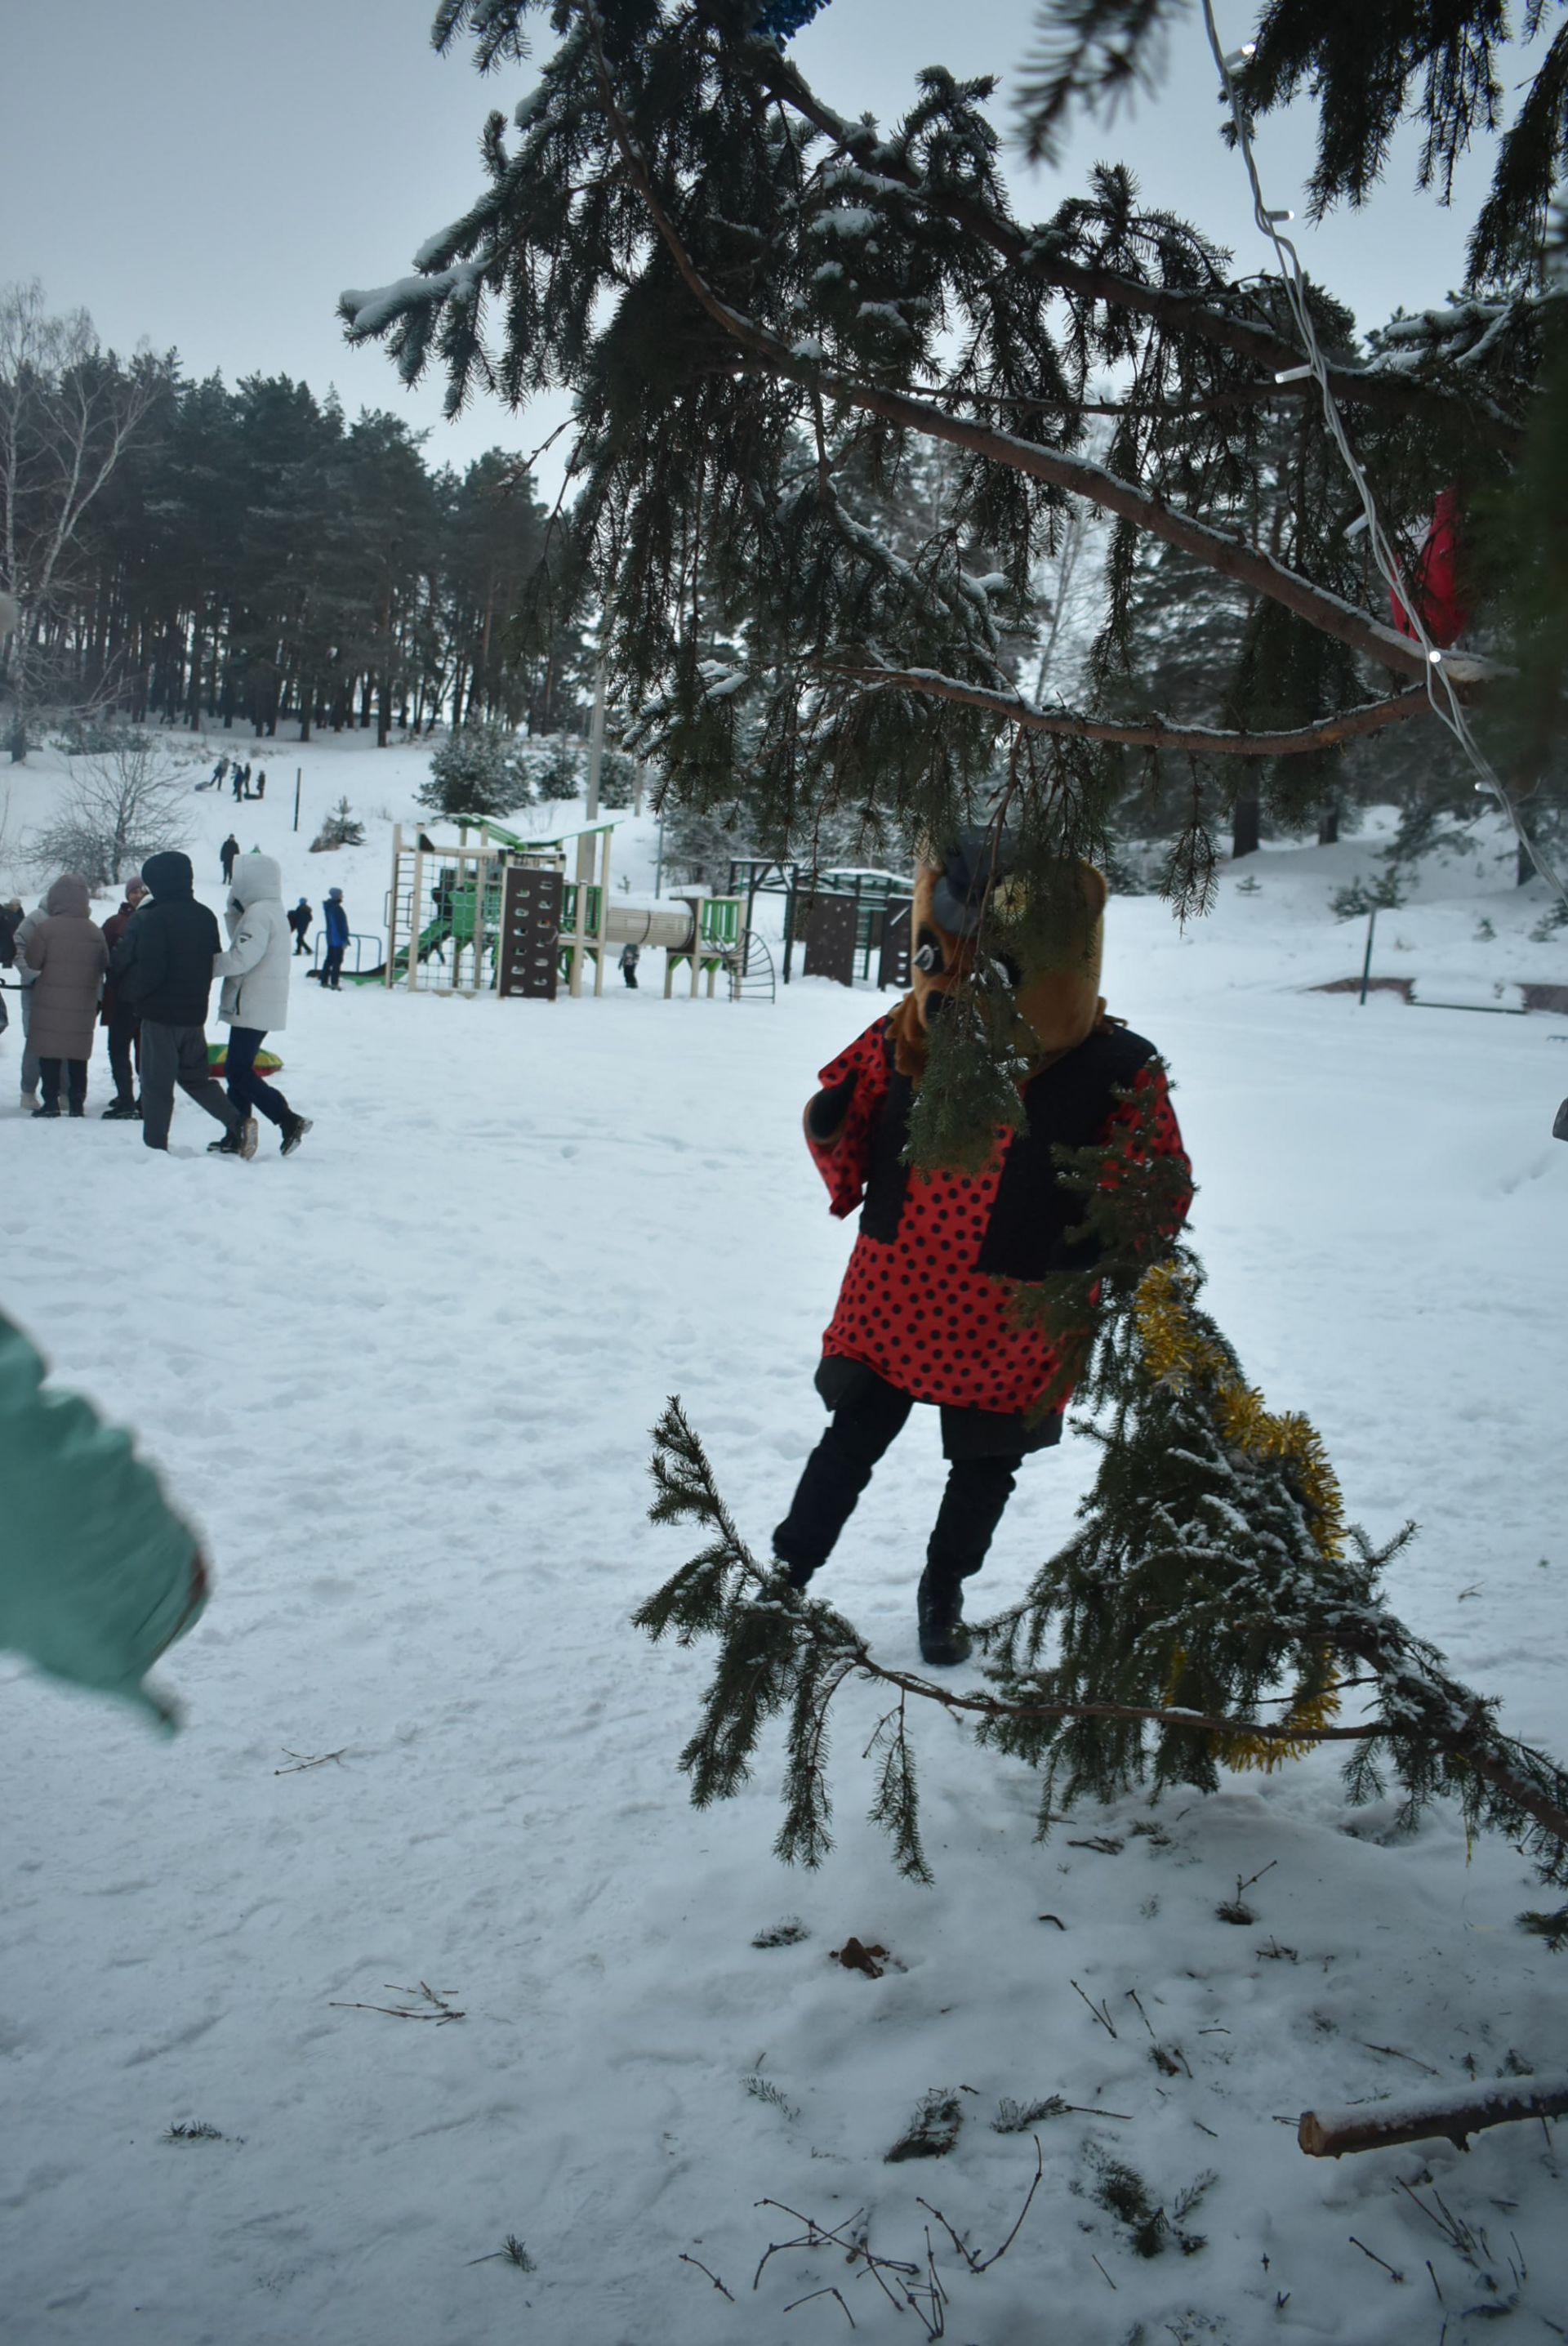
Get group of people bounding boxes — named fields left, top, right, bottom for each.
left=2, top=850, right=314, bottom=1157
left=2, top=830, right=1192, bottom=1733
left=200, top=756, right=265, bottom=801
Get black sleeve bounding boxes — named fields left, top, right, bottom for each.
left=805, top=1073, right=859, bottom=1140
left=112, top=911, right=164, bottom=1006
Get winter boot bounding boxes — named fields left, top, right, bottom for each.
left=916, top=1563, right=971, bottom=1669
left=31, top=1102, right=60, bottom=1120
left=101, top=1099, right=138, bottom=1120
left=278, top=1113, right=313, bottom=1157
left=207, top=1119, right=256, bottom=1160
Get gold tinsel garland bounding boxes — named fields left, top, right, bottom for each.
left=1134, top=1260, right=1345, bottom=1769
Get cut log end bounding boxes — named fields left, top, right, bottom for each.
left=1299, top=2076, right=1568, bottom=2158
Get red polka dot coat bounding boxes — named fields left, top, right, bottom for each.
left=806, top=1010, right=1189, bottom=1434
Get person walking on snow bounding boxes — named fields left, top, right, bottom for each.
left=212, top=854, right=311, bottom=1158
left=11, top=897, right=47, bottom=1108
left=220, top=834, right=240, bottom=886
left=109, top=850, right=246, bottom=1156
left=771, top=835, right=1191, bottom=1667
left=320, top=887, right=349, bottom=989
left=209, top=756, right=229, bottom=792
left=230, top=763, right=244, bottom=802
left=100, top=875, right=149, bottom=1117
left=254, top=768, right=265, bottom=800
left=24, top=875, right=109, bottom=1118
left=287, top=898, right=313, bottom=957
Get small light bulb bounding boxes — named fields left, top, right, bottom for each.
left=1344, top=514, right=1370, bottom=540
left=1264, top=208, right=1294, bottom=225
left=1428, top=648, right=1443, bottom=665
left=1273, top=363, right=1312, bottom=382
left=1223, top=43, right=1256, bottom=70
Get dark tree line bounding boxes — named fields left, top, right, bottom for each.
left=0, top=283, right=590, bottom=761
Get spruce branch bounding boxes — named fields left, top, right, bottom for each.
left=746, top=36, right=1526, bottom=453
left=577, top=4, right=1503, bottom=695
left=636, top=1266, right=1568, bottom=1885
left=823, top=661, right=1437, bottom=758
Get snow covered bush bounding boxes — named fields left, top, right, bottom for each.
left=598, top=748, right=636, bottom=809
left=420, top=722, right=533, bottom=820
left=532, top=736, right=581, bottom=802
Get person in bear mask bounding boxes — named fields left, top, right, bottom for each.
left=773, top=831, right=1191, bottom=1666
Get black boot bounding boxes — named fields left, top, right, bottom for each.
left=916, top=1563, right=971, bottom=1668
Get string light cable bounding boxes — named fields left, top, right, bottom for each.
left=1200, top=1, right=1568, bottom=911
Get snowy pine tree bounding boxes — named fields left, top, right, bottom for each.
left=420, top=720, right=534, bottom=818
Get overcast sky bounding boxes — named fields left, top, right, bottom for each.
left=2, top=0, right=1509, bottom=494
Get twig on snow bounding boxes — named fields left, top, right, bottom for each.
left=679, top=2253, right=735, bottom=2301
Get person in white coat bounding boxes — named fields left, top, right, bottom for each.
left=210, top=854, right=312, bottom=1159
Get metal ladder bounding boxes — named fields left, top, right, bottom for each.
left=728, top=927, right=777, bottom=1003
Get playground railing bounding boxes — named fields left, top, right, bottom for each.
left=312, top=931, right=382, bottom=976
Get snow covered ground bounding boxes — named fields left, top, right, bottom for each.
left=2, top=731, right=1566, bottom=2345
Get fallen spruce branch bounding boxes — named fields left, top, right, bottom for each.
left=636, top=1346, right=1568, bottom=1889
left=1298, top=2074, right=1568, bottom=2158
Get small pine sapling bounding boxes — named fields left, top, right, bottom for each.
left=310, top=796, right=365, bottom=852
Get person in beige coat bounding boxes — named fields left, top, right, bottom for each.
left=24, top=874, right=109, bottom=1118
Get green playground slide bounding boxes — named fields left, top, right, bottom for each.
left=385, top=912, right=453, bottom=979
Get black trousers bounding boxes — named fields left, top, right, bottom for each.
left=225, top=1026, right=291, bottom=1126
left=38, top=1056, right=87, bottom=1112
left=107, top=1008, right=140, bottom=1104
left=321, top=944, right=345, bottom=989
left=773, top=1367, right=1025, bottom=1585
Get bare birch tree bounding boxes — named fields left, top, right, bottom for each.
left=0, top=281, right=158, bottom=761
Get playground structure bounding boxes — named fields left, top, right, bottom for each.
left=728, top=859, right=912, bottom=988
left=382, top=820, right=774, bottom=1002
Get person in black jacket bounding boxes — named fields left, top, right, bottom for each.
left=220, top=835, right=240, bottom=885
left=110, top=851, right=247, bottom=1156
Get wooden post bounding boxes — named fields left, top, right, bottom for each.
left=292, top=766, right=302, bottom=833
left=386, top=825, right=403, bottom=988
left=594, top=826, right=611, bottom=997
left=570, top=831, right=593, bottom=997
left=407, top=836, right=425, bottom=992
